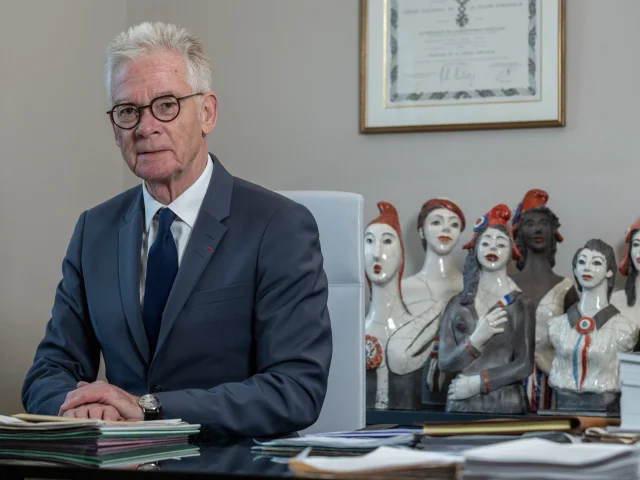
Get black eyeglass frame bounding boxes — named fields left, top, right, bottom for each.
left=106, top=92, right=204, bottom=129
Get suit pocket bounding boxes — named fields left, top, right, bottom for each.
left=185, top=283, right=250, bottom=308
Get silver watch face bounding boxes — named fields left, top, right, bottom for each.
left=139, top=394, right=160, bottom=411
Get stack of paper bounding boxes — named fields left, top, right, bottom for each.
left=288, top=446, right=462, bottom=479
left=0, top=414, right=200, bottom=468
left=462, top=438, right=639, bottom=479
left=618, top=352, right=640, bottom=428
left=251, top=434, right=418, bottom=458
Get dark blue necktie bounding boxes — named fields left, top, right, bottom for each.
left=142, top=207, right=178, bottom=356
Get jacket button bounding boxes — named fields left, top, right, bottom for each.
left=150, top=384, right=162, bottom=393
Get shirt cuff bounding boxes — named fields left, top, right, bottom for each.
left=481, top=370, right=491, bottom=394
left=463, top=339, right=481, bottom=359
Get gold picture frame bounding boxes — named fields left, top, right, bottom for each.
left=360, top=0, right=566, bottom=133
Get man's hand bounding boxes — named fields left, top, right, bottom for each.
left=59, top=380, right=143, bottom=421
left=62, top=403, right=123, bottom=421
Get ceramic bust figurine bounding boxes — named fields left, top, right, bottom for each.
left=364, top=201, right=422, bottom=410
left=510, top=189, right=579, bottom=411
left=611, top=219, right=640, bottom=332
left=393, top=198, right=465, bottom=406
left=438, top=204, right=536, bottom=414
left=548, top=239, right=639, bottom=413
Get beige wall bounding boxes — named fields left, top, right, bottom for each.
left=125, top=0, right=640, bottom=282
left=2, top=0, right=639, bottom=414
left=0, top=1, right=127, bottom=414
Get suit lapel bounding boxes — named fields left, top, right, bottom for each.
left=118, top=189, right=150, bottom=364
left=152, top=155, right=234, bottom=361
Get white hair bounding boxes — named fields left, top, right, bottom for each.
left=105, top=21, right=212, bottom=105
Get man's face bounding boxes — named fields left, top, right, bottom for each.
left=110, top=50, right=217, bottom=183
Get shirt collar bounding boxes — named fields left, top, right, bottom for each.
left=142, top=154, right=214, bottom=232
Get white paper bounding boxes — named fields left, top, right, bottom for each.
left=464, top=438, right=638, bottom=467
left=292, top=446, right=462, bottom=473
left=256, top=434, right=415, bottom=449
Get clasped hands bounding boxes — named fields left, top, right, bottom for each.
left=448, top=308, right=508, bottom=401
left=58, top=380, right=143, bottom=421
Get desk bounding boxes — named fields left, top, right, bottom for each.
left=0, top=438, right=291, bottom=479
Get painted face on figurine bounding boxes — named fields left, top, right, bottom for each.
left=519, top=211, right=552, bottom=253
left=574, top=248, right=612, bottom=290
left=421, top=207, right=462, bottom=255
left=364, top=223, right=402, bottom=285
left=631, top=230, right=640, bottom=273
left=476, top=227, right=511, bottom=272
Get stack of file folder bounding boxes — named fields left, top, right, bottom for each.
left=0, top=414, right=201, bottom=468
left=288, top=446, right=461, bottom=479
left=462, top=437, right=639, bottom=479
left=252, top=433, right=419, bottom=458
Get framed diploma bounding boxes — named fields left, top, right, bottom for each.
left=360, top=0, right=566, bottom=133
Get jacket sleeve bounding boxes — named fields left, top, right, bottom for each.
left=156, top=201, right=333, bottom=436
left=437, top=299, right=482, bottom=373
left=481, top=298, right=535, bottom=394
left=21, top=212, right=101, bottom=415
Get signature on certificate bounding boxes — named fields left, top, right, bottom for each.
left=440, top=64, right=475, bottom=87
left=496, top=66, right=519, bottom=83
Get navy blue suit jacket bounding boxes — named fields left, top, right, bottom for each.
left=22, top=155, right=332, bottom=436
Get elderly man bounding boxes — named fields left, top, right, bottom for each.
left=21, top=21, right=332, bottom=437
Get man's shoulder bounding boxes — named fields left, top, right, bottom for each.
left=84, top=185, right=142, bottom=224
left=230, top=176, right=309, bottom=220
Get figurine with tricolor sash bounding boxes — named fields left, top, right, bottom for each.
left=510, top=189, right=579, bottom=412
left=438, top=204, right=536, bottom=414
left=388, top=198, right=466, bottom=409
left=611, top=219, right=640, bottom=335
left=364, top=201, right=424, bottom=410
left=548, top=239, right=638, bottom=413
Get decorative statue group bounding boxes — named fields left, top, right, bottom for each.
left=364, top=190, right=640, bottom=415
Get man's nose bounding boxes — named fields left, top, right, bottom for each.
left=136, top=107, right=161, bottom=137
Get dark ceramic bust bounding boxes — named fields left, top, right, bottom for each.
left=510, top=189, right=578, bottom=412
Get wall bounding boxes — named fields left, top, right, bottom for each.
left=0, top=0, right=127, bottom=414
left=125, top=0, right=640, bottom=284
left=2, top=0, right=638, bottom=415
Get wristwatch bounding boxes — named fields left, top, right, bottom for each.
left=138, top=393, right=162, bottom=421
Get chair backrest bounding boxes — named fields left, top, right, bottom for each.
left=278, top=190, right=365, bottom=434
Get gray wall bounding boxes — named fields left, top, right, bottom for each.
left=1, top=0, right=638, bottom=414
left=0, top=0, right=127, bottom=414
left=125, top=0, right=640, bottom=281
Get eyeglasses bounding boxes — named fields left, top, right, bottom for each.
left=106, top=93, right=204, bottom=129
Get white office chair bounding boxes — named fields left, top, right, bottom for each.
left=278, top=191, right=365, bottom=434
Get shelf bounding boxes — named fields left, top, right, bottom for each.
left=366, top=409, right=530, bottom=427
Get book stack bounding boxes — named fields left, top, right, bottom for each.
left=618, top=352, right=640, bottom=429
left=0, top=414, right=201, bottom=468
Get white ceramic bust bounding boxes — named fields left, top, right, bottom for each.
left=548, top=240, right=638, bottom=412
left=402, top=199, right=465, bottom=316
left=389, top=199, right=465, bottom=395
left=364, top=202, right=416, bottom=410
left=611, top=225, right=640, bottom=330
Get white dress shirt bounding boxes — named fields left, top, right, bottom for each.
left=140, top=154, right=214, bottom=305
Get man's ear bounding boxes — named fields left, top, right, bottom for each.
left=201, top=92, right=218, bottom=135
